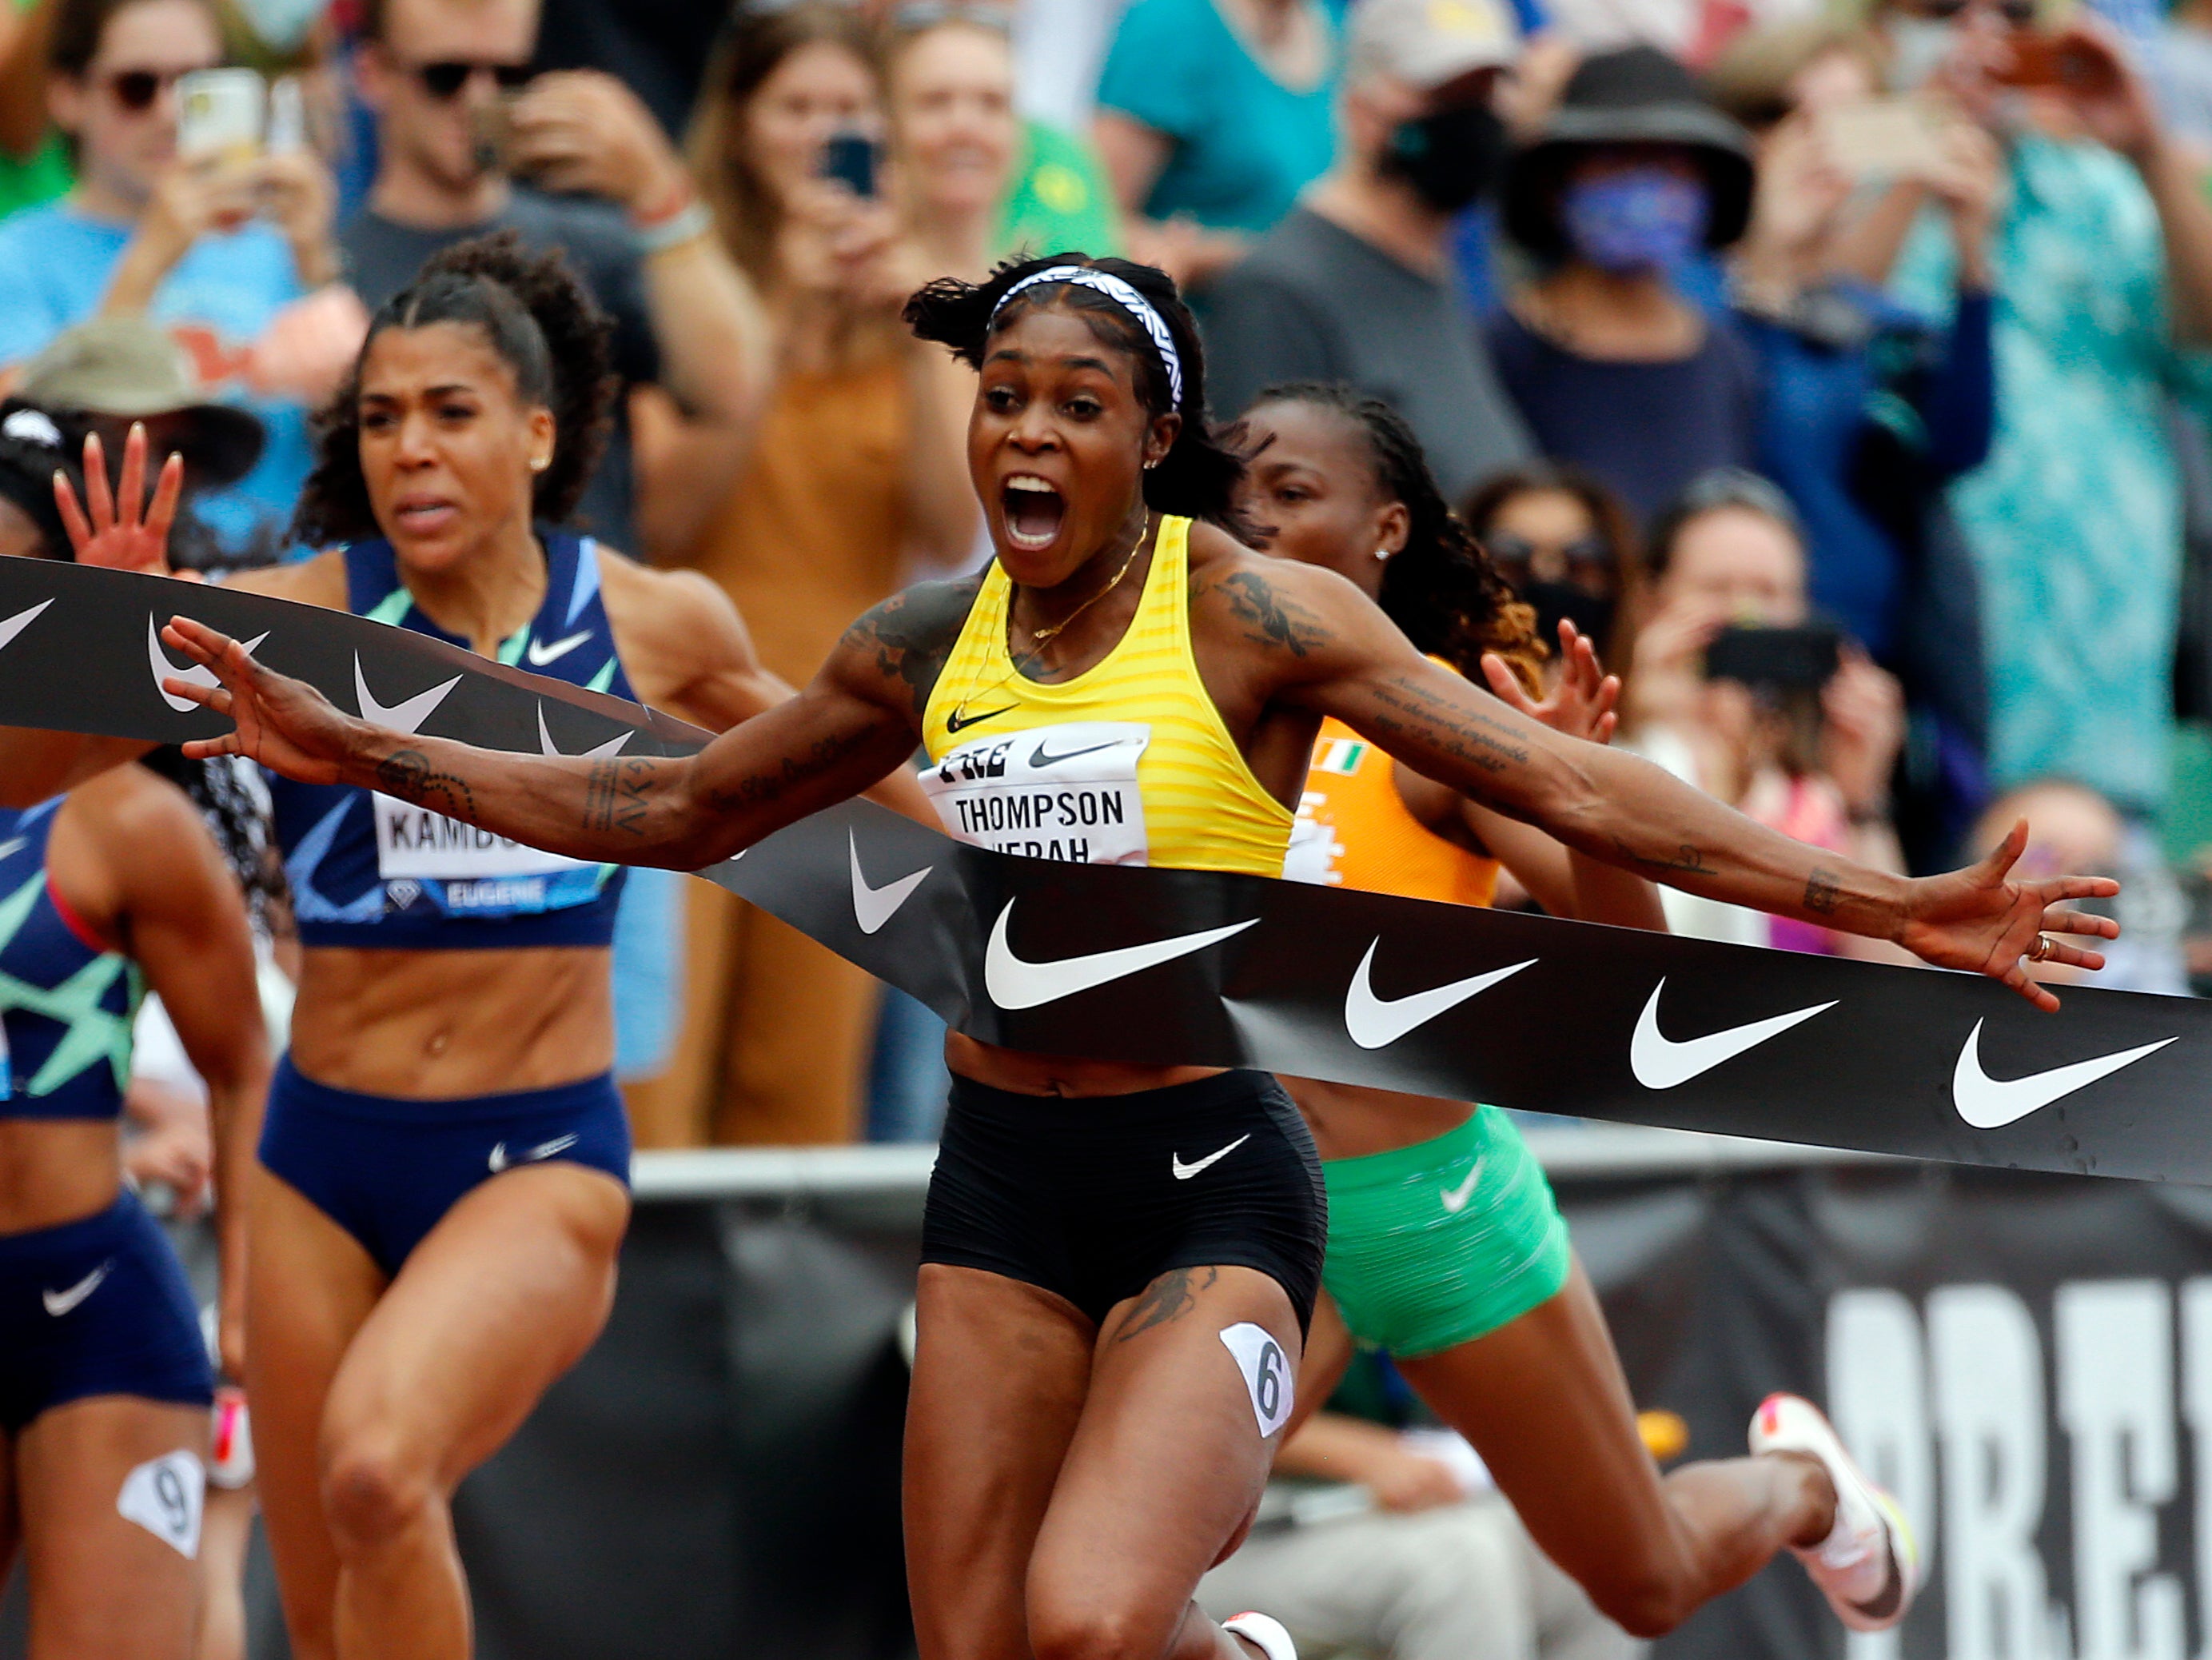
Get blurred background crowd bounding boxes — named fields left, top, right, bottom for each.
left=4, top=0, right=2212, bottom=1147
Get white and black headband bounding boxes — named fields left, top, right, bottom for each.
left=991, top=265, right=1185, bottom=409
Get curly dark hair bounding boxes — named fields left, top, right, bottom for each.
left=1243, top=382, right=1545, bottom=689
left=293, top=232, right=617, bottom=549
left=903, top=253, right=1252, bottom=534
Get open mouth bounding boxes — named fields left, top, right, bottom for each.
left=1001, top=475, right=1066, bottom=553
left=393, top=497, right=459, bottom=536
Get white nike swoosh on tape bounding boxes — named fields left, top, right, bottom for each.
left=1629, top=979, right=1836, bottom=1089
left=536, top=701, right=629, bottom=759
left=524, top=630, right=592, bottom=667
left=354, top=656, right=462, bottom=734
left=984, top=900, right=1257, bottom=1011
left=1951, top=1020, right=2178, bottom=1129
left=0, top=598, right=53, bottom=653
left=849, top=830, right=930, bottom=935
left=1172, top=1134, right=1249, bottom=1179
left=488, top=1132, right=580, bottom=1173
left=1343, top=940, right=1536, bottom=1050
left=43, top=1259, right=111, bottom=1316
left=1440, top=1154, right=1485, bottom=1214
left=149, top=616, right=269, bottom=713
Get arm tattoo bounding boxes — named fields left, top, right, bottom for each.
left=1612, top=837, right=1722, bottom=878
left=1804, top=867, right=1843, bottom=915
left=1218, top=570, right=1332, bottom=658
left=584, top=757, right=660, bottom=836
left=1113, top=1266, right=1218, bottom=1343
left=703, top=725, right=874, bottom=813
left=373, top=749, right=477, bottom=820
left=1359, top=674, right=1532, bottom=777
left=839, top=577, right=982, bottom=718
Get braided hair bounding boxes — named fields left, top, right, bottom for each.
left=1249, top=383, right=1545, bottom=690
left=293, top=231, right=617, bottom=547
left=904, top=252, right=1254, bottom=536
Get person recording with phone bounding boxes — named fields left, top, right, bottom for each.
left=338, top=0, right=762, bottom=569
left=0, top=0, right=340, bottom=558
left=1626, top=469, right=1912, bottom=959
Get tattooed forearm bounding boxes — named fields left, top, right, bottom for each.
left=1113, top=1267, right=1218, bottom=1343
left=1219, top=571, right=1333, bottom=658
left=373, top=749, right=478, bottom=821
left=583, top=757, right=661, bottom=836
left=1612, top=837, right=1721, bottom=877
left=704, top=725, right=873, bottom=813
left=1804, top=867, right=1842, bottom=915
left=1361, top=676, right=1532, bottom=776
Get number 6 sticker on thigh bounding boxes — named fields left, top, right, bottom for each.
left=1220, top=1323, right=1293, bottom=1438
left=118, top=1450, right=205, bottom=1558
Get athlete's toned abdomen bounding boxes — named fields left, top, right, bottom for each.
left=288, top=945, right=615, bottom=1099
left=0, top=1118, right=124, bottom=1235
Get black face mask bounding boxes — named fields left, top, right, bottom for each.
left=1521, top=581, right=1616, bottom=653
left=1381, top=101, right=1508, bottom=214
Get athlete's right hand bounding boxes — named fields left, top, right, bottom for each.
left=158, top=616, right=356, bottom=785
left=54, top=425, right=185, bottom=577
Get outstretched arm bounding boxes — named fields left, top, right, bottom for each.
left=1234, top=561, right=2118, bottom=1008
left=158, top=598, right=935, bottom=872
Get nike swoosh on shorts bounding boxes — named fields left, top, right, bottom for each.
left=1440, top=1154, right=1486, bottom=1213
left=1172, top=1134, right=1249, bottom=1179
left=1951, top=1019, right=2177, bottom=1128
left=488, top=1133, right=580, bottom=1173
left=151, top=615, right=269, bottom=714
left=984, top=900, right=1257, bottom=1011
left=1343, top=940, right=1536, bottom=1050
left=43, top=1259, right=112, bottom=1316
left=1629, top=978, right=1835, bottom=1090
left=849, top=829, right=931, bottom=934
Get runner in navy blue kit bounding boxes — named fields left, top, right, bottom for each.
left=0, top=449, right=269, bottom=1658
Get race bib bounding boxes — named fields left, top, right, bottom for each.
left=372, top=795, right=604, bottom=918
left=919, top=723, right=1151, bottom=865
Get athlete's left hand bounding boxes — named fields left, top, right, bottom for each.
left=1481, top=618, right=1620, bottom=744
left=157, top=616, right=358, bottom=784
left=1896, top=821, right=2121, bottom=1011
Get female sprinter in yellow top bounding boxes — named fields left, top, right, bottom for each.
left=1238, top=380, right=1919, bottom=1638
left=160, top=255, right=2115, bottom=1660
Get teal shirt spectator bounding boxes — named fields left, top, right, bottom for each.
left=1892, top=132, right=2212, bottom=816
left=0, top=202, right=314, bottom=559
left=1094, top=0, right=1340, bottom=236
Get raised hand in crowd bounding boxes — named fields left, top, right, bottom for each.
left=1820, top=645, right=1907, bottom=824
left=100, top=156, right=262, bottom=315
left=253, top=144, right=341, bottom=287
left=504, top=69, right=693, bottom=222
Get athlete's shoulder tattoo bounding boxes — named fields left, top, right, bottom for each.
left=1198, top=565, right=1334, bottom=660
left=839, top=576, right=985, bottom=718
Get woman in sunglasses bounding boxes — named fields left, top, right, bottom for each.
left=0, top=0, right=340, bottom=561
left=1462, top=462, right=1642, bottom=681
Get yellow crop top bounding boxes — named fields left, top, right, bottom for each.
left=920, top=516, right=1294, bottom=876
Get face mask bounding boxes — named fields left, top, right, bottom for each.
left=1521, top=580, right=1616, bottom=652
left=1885, top=18, right=1958, bottom=90
left=1559, top=168, right=1711, bottom=273
left=1381, top=101, right=1509, bottom=214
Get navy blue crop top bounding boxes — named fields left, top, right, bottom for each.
left=0, top=799, right=139, bottom=1119
left=266, top=532, right=636, bottom=952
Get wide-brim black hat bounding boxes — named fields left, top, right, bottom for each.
left=7, top=317, right=265, bottom=489
left=1503, top=45, right=1756, bottom=259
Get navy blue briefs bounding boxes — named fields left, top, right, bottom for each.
left=258, top=1057, right=632, bottom=1279
left=0, top=1191, right=213, bottom=1433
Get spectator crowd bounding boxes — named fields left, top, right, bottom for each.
left=6, top=0, right=2212, bottom=1133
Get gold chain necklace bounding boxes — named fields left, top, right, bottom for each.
left=948, top=511, right=1153, bottom=729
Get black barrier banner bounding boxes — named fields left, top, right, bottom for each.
left=8, top=557, right=2210, bottom=1183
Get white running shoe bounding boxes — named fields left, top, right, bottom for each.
left=1748, top=1393, right=1919, bottom=1633
left=1224, top=1611, right=1297, bottom=1660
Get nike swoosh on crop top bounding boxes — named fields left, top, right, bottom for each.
left=0, top=800, right=139, bottom=1119
left=921, top=516, right=1293, bottom=877
left=265, top=531, right=635, bottom=951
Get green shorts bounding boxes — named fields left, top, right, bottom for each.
left=1321, top=1107, right=1572, bottom=1359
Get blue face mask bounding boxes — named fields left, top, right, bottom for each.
left=1559, top=169, right=1712, bottom=273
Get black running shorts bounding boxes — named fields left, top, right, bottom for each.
left=923, top=1069, right=1327, bottom=1331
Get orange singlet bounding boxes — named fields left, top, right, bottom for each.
left=1283, top=715, right=1500, bottom=907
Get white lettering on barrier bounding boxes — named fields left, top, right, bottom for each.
left=1930, top=1285, right=2048, bottom=1660
left=2178, top=1282, right=2212, bottom=1657
left=1828, top=1290, right=1930, bottom=1660
left=2058, top=1281, right=2182, bottom=1660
